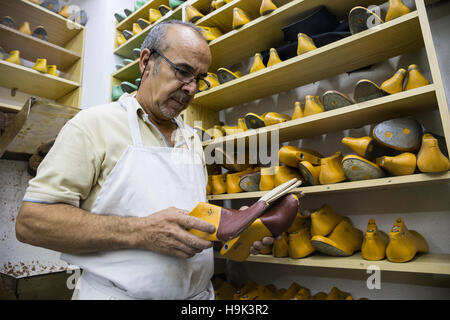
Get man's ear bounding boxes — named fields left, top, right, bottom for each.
left=139, top=48, right=153, bottom=73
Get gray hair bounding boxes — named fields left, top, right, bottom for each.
left=140, top=20, right=205, bottom=53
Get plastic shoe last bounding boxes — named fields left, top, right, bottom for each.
left=354, top=79, right=387, bottom=103
left=361, top=219, right=388, bottom=260
left=310, top=204, right=344, bottom=237
left=33, top=58, right=48, bottom=73
left=279, top=145, right=322, bottom=168
left=417, top=133, right=450, bottom=173
left=405, top=64, right=430, bottom=91
left=322, top=90, right=355, bottom=111
left=272, top=232, right=289, bottom=257
left=121, top=81, right=138, bottom=93
left=217, top=67, right=242, bottom=84
left=5, top=50, right=21, bottom=65
left=297, top=33, right=317, bottom=55
left=292, top=101, right=304, bottom=119
left=267, top=48, right=282, bottom=67
left=263, top=112, right=290, bottom=126
left=386, top=218, right=429, bottom=263
left=372, top=117, right=423, bottom=152
left=226, top=168, right=254, bottom=193
left=245, top=112, right=266, bottom=129
left=280, top=282, right=302, bottom=300
left=211, top=174, right=227, bottom=195
left=41, top=0, right=60, bottom=13
left=46, top=65, right=58, bottom=77
left=186, top=6, right=204, bottom=23
left=348, top=6, right=384, bottom=35
left=260, top=0, right=277, bottom=16
left=111, top=85, right=124, bottom=101
left=259, top=167, right=276, bottom=191
left=220, top=193, right=300, bottom=261
left=341, top=155, right=385, bottom=181
left=0, top=16, right=17, bottom=29
left=381, top=68, right=407, bottom=94
left=233, top=281, right=257, bottom=300
left=319, top=152, right=347, bottom=184
left=274, top=166, right=303, bottom=187
left=117, top=33, right=127, bottom=46
left=292, top=288, right=311, bottom=300
left=169, top=0, right=185, bottom=9
left=19, top=22, right=32, bottom=35
left=249, top=53, right=266, bottom=73
left=385, top=0, right=411, bottom=22
left=232, top=8, right=251, bottom=30
left=239, top=171, right=261, bottom=192
left=199, top=26, right=223, bottom=42
left=341, top=136, right=377, bottom=159
left=132, top=23, right=143, bottom=36
left=376, top=152, right=417, bottom=176
left=298, top=161, right=321, bottom=186
left=214, top=281, right=237, bottom=300
left=114, top=13, right=126, bottom=23
left=326, top=287, right=352, bottom=300
left=159, top=5, right=171, bottom=16
left=134, top=0, right=147, bottom=11
left=58, top=5, right=70, bottom=18
left=32, top=26, right=48, bottom=41
left=149, top=8, right=163, bottom=23
left=288, top=227, right=315, bottom=258
left=311, top=220, right=363, bottom=256
left=303, top=95, right=324, bottom=117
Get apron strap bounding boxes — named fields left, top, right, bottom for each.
left=173, top=117, right=193, bottom=151
left=119, top=95, right=144, bottom=147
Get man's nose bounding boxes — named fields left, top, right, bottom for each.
left=181, top=80, right=198, bottom=96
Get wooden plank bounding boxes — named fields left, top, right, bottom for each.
left=113, top=59, right=141, bottom=82
left=0, top=25, right=81, bottom=71
left=415, top=0, right=450, bottom=154
left=0, top=60, right=80, bottom=100
left=214, top=252, right=450, bottom=275
left=202, top=85, right=437, bottom=147
left=195, top=12, right=423, bottom=110
left=207, top=171, right=450, bottom=200
left=206, top=0, right=388, bottom=71
left=116, top=0, right=171, bottom=32
left=0, top=0, right=84, bottom=48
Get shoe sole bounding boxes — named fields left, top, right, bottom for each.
left=354, top=79, right=388, bottom=103
left=310, top=237, right=351, bottom=256
left=217, top=68, right=240, bottom=84
left=245, top=113, right=265, bottom=129
left=341, top=156, right=385, bottom=181
left=41, top=0, right=60, bottom=13
left=32, top=26, right=48, bottom=41
left=0, top=16, right=16, bottom=29
left=239, top=172, right=261, bottom=192
left=373, top=117, right=423, bottom=151
left=322, top=90, right=355, bottom=111
left=348, top=6, right=383, bottom=35
left=298, top=161, right=319, bottom=186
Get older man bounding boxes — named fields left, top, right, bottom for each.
left=15, top=21, right=272, bottom=300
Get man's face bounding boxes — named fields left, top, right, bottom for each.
left=137, top=26, right=211, bottom=121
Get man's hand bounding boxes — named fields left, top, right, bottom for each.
left=239, top=206, right=276, bottom=255
left=136, top=207, right=216, bottom=259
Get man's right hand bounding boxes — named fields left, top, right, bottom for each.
left=135, top=207, right=216, bottom=259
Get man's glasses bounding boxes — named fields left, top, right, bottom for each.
left=151, top=49, right=210, bottom=90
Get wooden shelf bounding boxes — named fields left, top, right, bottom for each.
left=113, top=59, right=140, bottom=82
left=0, top=60, right=80, bottom=101
left=115, top=0, right=170, bottom=32
left=202, top=85, right=437, bottom=147
left=214, top=251, right=450, bottom=275
left=0, top=25, right=81, bottom=71
left=114, top=4, right=184, bottom=59
left=0, top=0, right=84, bottom=48
left=205, top=0, right=387, bottom=71
left=207, top=171, right=450, bottom=200
left=0, top=98, right=79, bottom=157
left=193, top=11, right=423, bottom=110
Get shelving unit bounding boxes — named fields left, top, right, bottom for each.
left=182, top=0, right=450, bottom=284
left=0, top=0, right=85, bottom=108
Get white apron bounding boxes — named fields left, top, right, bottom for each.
left=63, top=94, right=214, bottom=300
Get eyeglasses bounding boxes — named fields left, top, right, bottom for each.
left=150, top=49, right=210, bottom=90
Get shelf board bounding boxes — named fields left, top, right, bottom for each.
left=201, top=85, right=437, bottom=147
left=116, top=0, right=170, bottom=32
left=0, top=98, right=79, bottom=157
left=206, top=0, right=387, bottom=71
left=113, top=59, right=140, bottom=82
left=193, top=11, right=423, bottom=110
left=0, top=0, right=84, bottom=48
left=114, top=4, right=184, bottom=59
left=207, top=171, right=450, bottom=200
left=0, top=60, right=80, bottom=100
left=214, top=251, right=450, bottom=275
left=0, top=25, right=81, bottom=71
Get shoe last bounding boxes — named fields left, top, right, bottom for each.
left=298, top=161, right=321, bottom=186
left=259, top=166, right=276, bottom=191
left=303, top=95, right=324, bottom=117
left=263, top=112, right=291, bottom=126
left=386, top=218, right=428, bottom=262
left=341, top=154, right=385, bottom=181
left=32, top=58, right=48, bottom=73
left=278, top=145, right=322, bottom=167
left=5, top=50, right=21, bottom=65
left=267, top=48, right=282, bottom=67
left=361, top=219, right=388, bottom=260
left=186, top=6, right=204, bottom=23
left=274, top=165, right=303, bottom=187
left=405, top=64, right=430, bottom=91
left=310, top=204, right=343, bottom=237
left=288, top=227, right=315, bottom=258
left=417, top=133, right=450, bottom=172
left=385, top=0, right=411, bottom=22
left=19, top=21, right=32, bottom=35
left=249, top=53, right=266, bottom=73
left=260, top=0, right=278, bottom=16
left=341, top=136, right=374, bottom=158
left=232, top=8, right=251, bottom=30
left=319, top=152, right=347, bottom=184
left=311, top=219, right=363, bottom=256
left=292, top=101, right=304, bottom=119
left=376, top=152, right=417, bottom=176
left=372, top=117, right=423, bottom=152
left=272, top=232, right=289, bottom=257
left=381, top=68, right=407, bottom=94
left=297, top=33, right=317, bottom=55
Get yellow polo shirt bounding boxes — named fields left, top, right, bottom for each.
left=24, top=93, right=207, bottom=212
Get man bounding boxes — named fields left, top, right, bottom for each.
left=15, top=21, right=272, bottom=300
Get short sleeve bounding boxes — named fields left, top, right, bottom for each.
left=23, top=121, right=101, bottom=207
